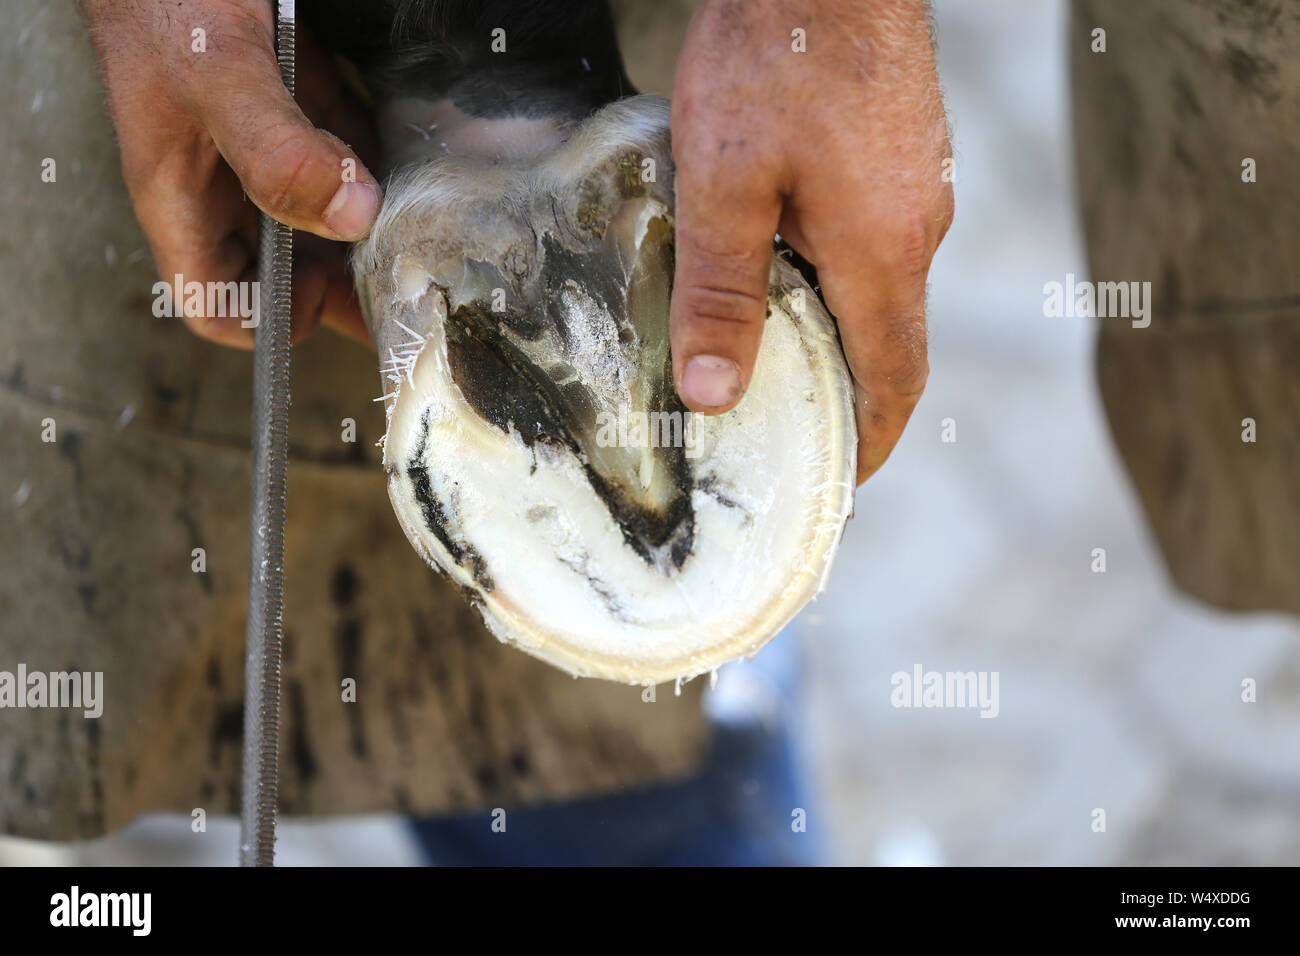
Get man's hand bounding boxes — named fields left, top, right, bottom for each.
left=669, top=0, right=953, bottom=484
left=84, top=0, right=380, bottom=347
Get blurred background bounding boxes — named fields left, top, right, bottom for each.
left=3, top=0, right=1297, bottom=865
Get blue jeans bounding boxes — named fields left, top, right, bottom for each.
left=408, top=629, right=822, bottom=865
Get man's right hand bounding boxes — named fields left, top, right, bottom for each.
left=84, top=0, right=380, bottom=346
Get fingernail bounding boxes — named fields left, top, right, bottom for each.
left=681, top=355, right=742, bottom=407
left=323, top=181, right=381, bottom=240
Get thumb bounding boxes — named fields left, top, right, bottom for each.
left=187, top=15, right=381, bottom=241
left=669, top=143, right=782, bottom=414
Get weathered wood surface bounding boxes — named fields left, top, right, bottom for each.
left=1072, top=0, right=1300, bottom=614
left=0, top=0, right=705, bottom=840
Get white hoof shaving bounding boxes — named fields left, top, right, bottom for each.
left=353, top=95, right=856, bottom=684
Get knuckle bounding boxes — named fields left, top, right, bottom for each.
left=675, top=282, right=766, bottom=327
left=184, top=8, right=275, bottom=74
left=678, top=228, right=759, bottom=271
left=670, top=116, right=774, bottom=186
left=871, top=316, right=929, bottom=399
left=675, top=229, right=772, bottom=303
left=891, top=357, right=930, bottom=400
left=883, top=344, right=929, bottom=399
left=874, top=213, right=933, bottom=281
left=243, top=127, right=320, bottom=217
left=673, top=134, right=760, bottom=186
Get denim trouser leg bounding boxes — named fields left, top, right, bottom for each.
left=408, top=626, right=821, bottom=865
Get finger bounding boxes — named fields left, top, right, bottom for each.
left=669, top=119, right=783, bottom=414
left=845, top=306, right=929, bottom=485
left=810, top=222, right=933, bottom=485
left=154, top=230, right=260, bottom=349
left=294, top=22, right=381, bottom=175
left=270, top=26, right=377, bottom=347
left=128, top=138, right=262, bottom=348
left=181, top=9, right=382, bottom=242
left=293, top=234, right=372, bottom=348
